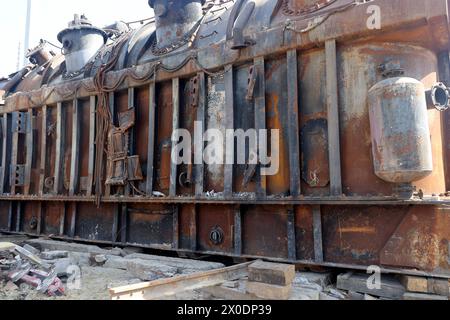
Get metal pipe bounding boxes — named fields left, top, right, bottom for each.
left=426, top=82, right=450, bottom=111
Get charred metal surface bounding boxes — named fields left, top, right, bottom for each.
left=1, top=0, right=450, bottom=277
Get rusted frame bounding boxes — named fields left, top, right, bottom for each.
left=15, top=201, right=21, bottom=232
left=438, top=51, right=450, bottom=190
left=190, top=205, right=198, bottom=251
left=121, top=203, right=128, bottom=243
left=54, top=103, right=65, bottom=195
left=112, top=204, right=120, bottom=243
left=0, top=114, right=11, bottom=194
left=23, top=109, right=33, bottom=196
left=6, top=202, right=13, bottom=232
left=37, top=202, right=43, bottom=235
left=195, top=72, right=206, bottom=198
left=39, top=106, right=47, bottom=195
left=125, top=88, right=136, bottom=196
left=69, top=202, right=77, bottom=238
left=325, top=40, right=343, bottom=196
left=313, top=205, right=324, bottom=263
left=172, top=205, right=179, bottom=249
left=146, top=82, right=156, bottom=196
left=287, top=50, right=301, bottom=197
left=224, top=65, right=234, bottom=199
left=287, top=208, right=297, bottom=261
left=170, top=78, right=180, bottom=197
left=59, top=203, right=66, bottom=236
left=233, top=205, right=242, bottom=255
left=69, top=99, right=80, bottom=196
left=254, top=57, right=267, bottom=198
left=87, top=96, right=96, bottom=196
left=10, top=112, right=20, bottom=195
left=106, top=93, right=115, bottom=197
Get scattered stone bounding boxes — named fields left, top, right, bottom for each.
left=125, top=253, right=224, bottom=272
left=403, top=292, right=448, bottom=300
left=121, top=247, right=144, bottom=256
left=294, top=272, right=332, bottom=288
left=126, top=259, right=178, bottom=281
left=41, top=251, right=68, bottom=260
left=319, top=292, right=340, bottom=300
left=25, top=239, right=121, bottom=256
left=247, top=281, right=292, bottom=300
left=248, top=261, right=295, bottom=286
left=94, top=255, right=107, bottom=264
left=364, top=294, right=379, bottom=300
left=326, top=288, right=346, bottom=300
left=104, top=256, right=130, bottom=270
left=347, top=291, right=364, bottom=300
left=4, top=281, right=19, bottom=292
left=289, top=287, right=320, bottom=300
left=23, top=244, right=40, bottom=256
left=52, top=258, right=72, bottom=277
left=222, top=281, right=239, bottom=289
left=68, top=252, right=91, bottom=267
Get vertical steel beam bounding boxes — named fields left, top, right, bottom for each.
left=287, top=50, right=301, bottom=197
left=325, top=40, right=343, bottom=196
left=287, top=208, right=297, bottom=261
left=224, top=65, right=234, bottom=199
left=146, top=82, right=156, bottom=196
left=0, top=114, right=10, bottom=194
left=24, top=109, right=33, bottom=195
left=170, top=78, right=180, bottom=197
left=112, top=205, right=120, bottom=243
left=121, top=204, right=128, bottom=243
left=234, top=205, right=242, bottom=256
left=37, top=202, right=43, bottom=235
left=254, top=57, right=267, bottom=198
left=313, top=205, right=324, bottom=263
left=190, top=205, right=197, bottom=251
left=15, top=201, right=21, bottom=232
left=87, top=96, right=96, bottom=196
left=106, top=93, right=115, bottom=197
left=7, top=202, right=13, bottom=232
left=195, top=72, right=206, bottom=198
left=172, top=205, right=179, bottom=249
left=54, top=103, right=64, bottom=195
left=125, top=88, right=136, bottom=196
left=69, top=99, right=80, bottom=196
left=69, top=203, right=77, bottom=238
left=59, top=203, right=66, bottom=236
left=39, top=106, right=47, bottom=195
left=10, top=112, right=19, bottom=195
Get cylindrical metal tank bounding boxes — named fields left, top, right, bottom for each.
left=368, top=77, right=433, bottom=183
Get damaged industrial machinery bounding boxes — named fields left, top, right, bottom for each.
left=0, top=0, right=450, bottom=278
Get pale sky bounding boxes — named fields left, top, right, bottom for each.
left=0, top=0, right=154, bottom=77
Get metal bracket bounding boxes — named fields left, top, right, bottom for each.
left=246, top=66, right=257, bottom=101
left=11, top=165, right=25, bottom=187
left=12, top=112, right=29, bottom=134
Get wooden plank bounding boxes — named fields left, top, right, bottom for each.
left=195, top=72, right=206, bottom=198
left=121, top=204, right=128, bottom=243
left=254, top=57, right=266, bottom=198
left=287, top=50, right=301, bottom=197
left=401, top=276, right=449, bottom=296
left=234, top=206, right=242, bottom=255
left=109, top=262, right=251, bottom=300
left=169, top=78, right=180, bottom=197
left=313, top=205, right=324, bottom=263
left=200, top=286, right=261, bottom=300
left=224, top=65, right=234, bottom=199
left=337, top=272, right=405, bottom=299
left=24, top=109, right=33, bottom=195
left=39, top=106, right=47, bottom=195
left=69, top=99, right=80, bottom=196
left=54, top=103, right=64, bottom=195
left=325, top=40, right=343, bottom=196
left=10, top=112, right=19, bottom=195
left=172, top=205, right=179, bottom=249
left=146, top=82, right=156, bottom=196
left=403, top=292, right=448, bottom=300
left=87, top=96, right=96, bottom=196
left=287, top=209, right=296, bottom=261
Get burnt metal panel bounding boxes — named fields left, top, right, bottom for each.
left=146, top=82, right=156, bottom=195
left=224, top=65, right=234, bottom=199
left=170, top=78, right=180, bottom=197
left=254, top=57, right=266, bottom=198
left=69, top=99, right=80, bottom=196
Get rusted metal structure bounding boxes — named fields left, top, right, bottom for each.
left=1, top=0, right=450, bottom=277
